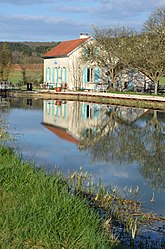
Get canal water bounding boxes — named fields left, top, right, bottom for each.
left=1, top=97, right=165, bottom=218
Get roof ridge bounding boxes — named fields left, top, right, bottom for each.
left=62, top=37, right=90, bottom=43
left=43, top=37, right=91, bottom=58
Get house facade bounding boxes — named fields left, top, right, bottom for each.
left=43, top=33, right=153, bottom=92
left=43, top=33, right=100, bottom=91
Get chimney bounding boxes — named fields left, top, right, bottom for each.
left=79, top=33, right=90, bottom=39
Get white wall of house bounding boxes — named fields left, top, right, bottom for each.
left=44, top=57, right=69, bottom=88
left=44, top=42, right=86, bottom=90
left=43, top=39, right=101, bottom=90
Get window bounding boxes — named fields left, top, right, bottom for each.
left=87, top=68, right=93, bottom=82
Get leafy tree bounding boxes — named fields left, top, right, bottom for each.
left=0, top=43, right=12, bottom=81
left=8, top=42, right=32, bottom=56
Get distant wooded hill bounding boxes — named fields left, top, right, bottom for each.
left=0, top=41, right=61, bottom=63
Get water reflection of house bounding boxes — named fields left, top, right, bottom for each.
left=43, top=124, right=80, bottom=145
left=115, top=106, right=149, bottom=124
left=43, top=100, right=148, bottom=145
left=43, top=100, right=103, bottom=143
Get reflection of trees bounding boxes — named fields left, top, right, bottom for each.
left=80, top=108, right=165, bottom=189
left=9, top=98, right=43, bottom=109
left=138, top=111, right=165, bottom=189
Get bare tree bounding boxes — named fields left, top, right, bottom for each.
left=81, top=29, right=124, bottom=88
left=18, top=53, right=31, bottom=85
left=69, top=57, right=83, bottom=90
left=0, top=43, right=12, bottom=81
left=91, top=6, right=165, bottom=94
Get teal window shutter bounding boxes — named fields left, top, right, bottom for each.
left=52, top=68, right=54, bottom=83
left=64, top=67, right=67, bottom=83
left=48, top=68, right=51, bottom=81
left=56, top=67, right=58, bottom=86
left=45, top=68, right=47, bottom=81
left=82, top=103, right=87, bottom=120
left=56, top=106, right=58, bottom=116
left=95, top=67, right=99, bottom=83
left=61, top=67, right=62, bottom=83
left=94, top=104, right=99, bottom=120
left=46, top=68, right=49, bottom=81
left=63, top=103, right=66, bottom=118
left=52, top=101, right=54, bottom=115
left=83, top=67, right=87, bottom=83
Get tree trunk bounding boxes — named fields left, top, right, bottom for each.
left=22, top=70, right=26, bottom=85
left=111, top=68, right=116, bottom=88
left=154, top=81, right=158, bottom=95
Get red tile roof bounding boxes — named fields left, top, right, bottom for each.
left=43, top=38, right=90, bottom=58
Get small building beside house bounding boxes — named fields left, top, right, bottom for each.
left=43, top=33, right=155, bottom=93
left=42, top=33, right=100, bottom=91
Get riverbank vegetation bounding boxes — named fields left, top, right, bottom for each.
left=0, top=145, right=120, bottom=249
left=1, top=144, right=165, bottom=249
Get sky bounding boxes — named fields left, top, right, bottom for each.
left=0, top=0, right=164, bottom=42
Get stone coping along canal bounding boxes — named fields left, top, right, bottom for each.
left=8, top=89, right=165, bottom=110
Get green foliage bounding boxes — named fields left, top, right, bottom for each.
left=8, top=42, right=32, bottom=56
left=0, top=41, right=61, bottom=57
left=0, top=41, right=61, bottom=65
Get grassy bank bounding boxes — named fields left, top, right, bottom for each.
left=0, top=146, right=118, bottom=249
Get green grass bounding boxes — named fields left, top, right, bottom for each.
left=8, top=69, right=43, bottom=85
left=8, top=70, right=22, bottom=84
left=0, top=146, right=118, bottom=249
